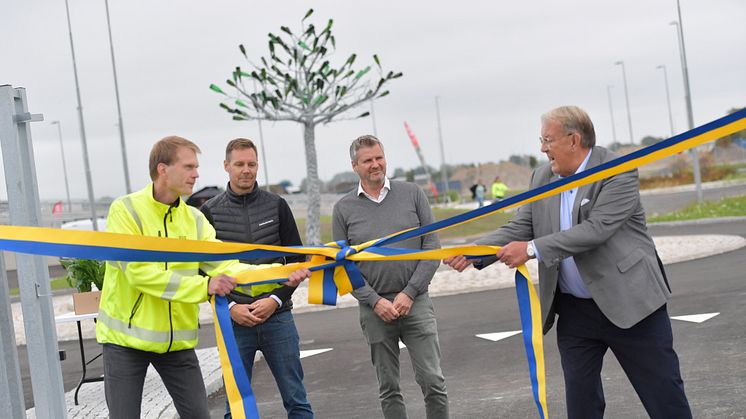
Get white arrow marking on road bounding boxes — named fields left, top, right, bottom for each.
left=670, top=312, right=720, bottom=323
left=476, top=331, right=522, bottom=342
left=299, top=348, right=333, bottom=359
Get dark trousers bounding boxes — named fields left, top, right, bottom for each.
left=556, top=293, right=692, bottom=419
left=103, top=343, right=210, bottom=419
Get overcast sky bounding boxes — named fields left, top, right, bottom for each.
left=2, top=0, right=745, bottom=201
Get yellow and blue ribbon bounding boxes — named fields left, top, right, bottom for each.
left=515, top=266, right=548, bottom=419
left=0, top=108, right=743, bottom=418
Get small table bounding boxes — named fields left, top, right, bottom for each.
left=55, top=312, right=104, bottom=405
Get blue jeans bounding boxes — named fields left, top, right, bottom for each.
left=225, top=310, right=313, bottom=419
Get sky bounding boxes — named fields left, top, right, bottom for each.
left=2, top=0, right=745, bottom=201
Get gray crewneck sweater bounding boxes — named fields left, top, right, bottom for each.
left=332, top=180, right=440, bottom=308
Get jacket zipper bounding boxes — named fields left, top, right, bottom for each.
left=163, top=205, right=176, bottom=352
left=128, top=293, right=144, bottom=328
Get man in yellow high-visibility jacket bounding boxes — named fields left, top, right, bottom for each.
left=97, top=136, right=309, bottom=419
left=491, top=176, right=508, bottom=201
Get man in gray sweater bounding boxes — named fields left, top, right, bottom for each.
left=332, top=135, right=448, bottom=419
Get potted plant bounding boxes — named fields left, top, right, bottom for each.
left=61, top=258, right=105, bottom=314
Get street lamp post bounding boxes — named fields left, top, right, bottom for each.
left=104, top=0, right=131, bottom=193
left=64, top=0, right=98, bottom=230
left=435, top=96, right=450, bottom=203
left=614, top=60, right=634, bottom=144
left=606, top=85, right=618, bottom=143
left=671, top=1, right=703, bottom=203
left=656, top=65, right=675, bottom=137
left=50, top=121, right=72, bottom=212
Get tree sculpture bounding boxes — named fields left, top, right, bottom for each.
left=210, top=9, right=402, bottom=244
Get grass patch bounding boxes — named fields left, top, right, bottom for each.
left=9, top=276, right=72, bottom=296
left=648, top=194, right=746, bottom=223
left=295, top=215, right=334, bottom=244
left=296, top=208, right=511, bottom=244
left=431, top=208, right=511, bottom=241
left=640, top=162, right=746, bottom=190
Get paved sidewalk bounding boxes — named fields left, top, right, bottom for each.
left=18, top=233, right=746, bottom=418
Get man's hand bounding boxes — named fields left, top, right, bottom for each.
left=229, top=303, right=263, bottom=327
left=392, top=293, right=414, bottom=317
left=497, top=241, right=530, bottom=269
left=248, top=298, right=278, bottom=322
left=282, top=267, right=311, bottom=287
left=208, top=274, right=237, bottom=296
left=443, top=255, right=476, bottom=272
left=373, top=298, right=399, bottom=323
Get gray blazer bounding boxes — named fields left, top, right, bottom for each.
left=476, top=146, right=670, bottom=333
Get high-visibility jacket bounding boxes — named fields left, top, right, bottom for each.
left=491, top=181, right=508, bottom=199
left=96, top=184, right=259, bottom=353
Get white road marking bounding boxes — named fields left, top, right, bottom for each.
left=299, top=348, right=334, bottom=359
left=670, top=312, right=720, bottom=323
left=475, top=331, right=522, bottom=342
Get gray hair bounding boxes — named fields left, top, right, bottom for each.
left=541, top=106, right=596, bottom=148
left=349, top=135, right=384, bottom=161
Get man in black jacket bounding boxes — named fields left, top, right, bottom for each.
left=201, top=138, right=313, bottom=418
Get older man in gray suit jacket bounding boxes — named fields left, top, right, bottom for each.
left=445, top=106, right=691, bottom=419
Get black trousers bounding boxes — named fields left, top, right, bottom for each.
left=556, top=293, right=692, bottom=419
left=102, top=343, right=210, bottom=419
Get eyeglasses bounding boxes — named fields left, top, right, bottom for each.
left=539, top=132, right=573, bottom=147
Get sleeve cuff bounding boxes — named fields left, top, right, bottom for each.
left=401, top=285, right=418, bottom=300
left=228, top=301, right=237, bottom=310
left=531, top=240, right=542, bottom=262
left=269, top=294, right=282, bottom=307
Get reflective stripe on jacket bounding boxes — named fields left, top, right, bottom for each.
left=96, top=183, right=247, bottom=353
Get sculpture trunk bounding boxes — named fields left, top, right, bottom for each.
left=303, top=121, right=322, bottom=245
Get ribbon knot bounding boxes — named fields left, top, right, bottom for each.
left=335, top=242, right=357, bottom=262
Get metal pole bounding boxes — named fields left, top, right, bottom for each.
left=614, top=60, right=634, bottom=143
left=0, top=250, right=25, bottom=418
left=64, top=0, right=99, bottom=230
left=606, top=85, right=618, bottom=143
left=51, top=121, right=73, bottom=211
left=370, top=100, right=378, bottom=137
left=672, top=1, right=703, bottom=203
left=434, top=96, right=450, bottom=203
left=0, top=85, right=68, bottom=418
left=104, top=0, right=131, bottom=193
left=656, top=65, right=676, bottom=137
left=251, top=80, right=270, bottom=190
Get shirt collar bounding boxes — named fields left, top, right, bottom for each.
left=575, top=148, right=593, bottom=175
left=357, top=177, right=390, bottom=200
left=559, top=148, right=593, bottom=179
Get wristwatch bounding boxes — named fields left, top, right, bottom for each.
left=526, top=241, right=536, bottom=259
